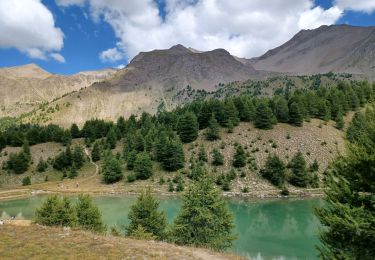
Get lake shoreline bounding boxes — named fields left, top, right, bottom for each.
left=0, top=185, right=326, bottom=202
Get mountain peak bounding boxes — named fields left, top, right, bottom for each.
left=0, top=63, right=51, bottom=79
left=168, top=44, right=191, bottom=54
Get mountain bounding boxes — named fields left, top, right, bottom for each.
left=24, top=45, right=259, bottom=126
left=251, top=25, right=375, bottom=79
left=0, top=64, right=117, bottom=117
left=107, top=44, right=258, bottom=92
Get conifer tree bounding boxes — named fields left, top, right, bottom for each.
left=134, top=152, right=153, bottom=180
left=206, top=113, right=220, bottom=141
left=232, top=144, right=246, bottom=168
left=289, top=102, right=303, bottom=126
left=162, top=137, right=184, bottom=171
left=72, top=145, right=85, bottom=169
left=335, top=110, right=344, bottom=130
left=260, top=154, right=286, bottom=187
left=37, top=157, right=48, bottom=172
left=224, top=99, right=240, bottom=126
left=315, top=130, right=375, bottom=258
left=126, top=150, right=137, bottom=170
left=91, top=142, right=101, bottom=162
left=126, top=188, right=167, bottom=240
left=288, top=152, right=309, bottom=187
left=274, top=98, right=289, bottom=123
left=212, top=148, right=224, bottom=166
left=177, top=111, right=199, bottom=143
left=255, top=101, right=274, bottom=129
left=68, top=163, right=78, bottom=179
left=76, top=194, right=106, bottom=233
left=102, top=154, right=123, bottom=184
left=106, top=127, right=117, bottom=149
left=170, top=175, right=236, bottom=250
left=70, top=123, right=80, bottom=138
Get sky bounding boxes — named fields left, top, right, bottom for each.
left=0, top=0, right=374, bottom=75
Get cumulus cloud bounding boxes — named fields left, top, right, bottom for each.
left=335, top=0, right=375, bottom=13
left=58, top=0, right=345, bottom=61
left=50, top=53, right=66, bottom=63
left=0, top=0, right=64, bottom=60
left=99, top=47, right=125, bottom=62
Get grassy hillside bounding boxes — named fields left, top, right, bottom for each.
left=0, top=224, right=242, bottom=260
left=0, top=116, right=348, bottom=198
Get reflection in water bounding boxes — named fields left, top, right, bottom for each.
left=0, top=195, right=322, bottom=259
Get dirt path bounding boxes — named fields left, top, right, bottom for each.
left=84, top=147, right=99, bottom=175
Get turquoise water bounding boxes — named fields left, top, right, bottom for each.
left=0, top=195, right=322, bottom=259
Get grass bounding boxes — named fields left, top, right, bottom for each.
left=0, top=224, right=243, bottom=260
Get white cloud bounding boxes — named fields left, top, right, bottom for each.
left=335, top=0, right=375, bottom=13
left=115, top=64, right=125, bottom=69
left=50, top=53, right=66, bottom=63
left=58, top=0, right=344, bottom=61
left=0, top=0, right=64, bottom=60
left=99, top=47, right=125, bottom=62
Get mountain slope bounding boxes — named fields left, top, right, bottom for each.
left=0, top=64, right=116, bottom=117
left=251, top=25, right=375, bottom=79
left=25, top=45, right=260, bottom=126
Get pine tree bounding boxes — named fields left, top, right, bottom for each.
left=102, top=154, right=123, bottom=184
left=315, top=109, right=375, bottom=259
left=106, top=127, right=117, bottom=149
left=22, top=176, right=31, bottom=186
left=212, top=148, right=224, bottom=166
left=260, top=154, right=286, bottom=187
left=288, top=152, right=309, bottom=187
left=162, top=137, right=184, bottom=171
left=126, top=189, right=167, bottom=240
left=232, top=144, right=246, bottom=168
left=335, top=110, right=344, bottom=130
left=134, top=152, right=153, bottom=180
left=198, top=145, right=208, bottom=162
left=35, top=195, right=77, bottom=227
left=206, top=113, right=220, bottom=141
left=309, top=159, right=319, bottom=172
left=177, top=111, right=199, bottom=143
left=289, top=102, right=303, bottom=126
left=91, top=142, right=101, bottom=162
left=224, top=99, right=240, bottom=126
left=255, top=101, right=274, bottom=129
left=126, top=150, right=137, bottom=170
left=170, top=175, right=236, bottom=250
left=274, top=98, right=289, bottom=123
left=68, top=163, right=78, bottom=179
left=70, top=123, right=80, bottom=138
left=72, top=145, right=85, bottom=169
left=76, top=194, right=106, bottom=233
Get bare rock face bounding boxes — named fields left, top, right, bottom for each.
left=106, top=44, right=258, bottom=92
left=251, top=25, right=375, bottom=80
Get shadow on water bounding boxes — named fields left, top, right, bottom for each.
left=0, top=195, right=322, bottom=259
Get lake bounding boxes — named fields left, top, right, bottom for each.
left=0, top=195, right=322, bottom=259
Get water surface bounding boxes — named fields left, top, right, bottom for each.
left=0, top=195, right=322, bottom=259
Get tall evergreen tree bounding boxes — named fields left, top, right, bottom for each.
left=315, top=110, right=375, bottom=258
left=289, top=102, right=303, bottom=126
left=212, top=148, right=224, bottom=166
left=255, top=101, right=274, bottom=129
left=72, top=145, right=85, bottom=169
left=177, top=111, right=199, bottom=143
left=198, top=145, right=208, bottom=162
left=162, top=137, right=184, bottom=171
left=126, top=188, right=167, bottom=240
left=233, top=144, right=246, bottom=168
left=170, top=175, right=236, bottom=250
left=91, top=142, right=101, bottom=162
left=335, top=110, right=344, bottom=130
left=274, top=98, right=289, bottom=123
left=134, top=152, right=153, bottom=180
left=260, top=154, right=286, bottom=187
left=76, top=194, right=106, bottom=233
left=106, top=127, right=117, bottom=149
left=70, top=123, right=80, bottom=138
left=288, top=152, right=309, bottom=187
left=224, top=99, right=240, bottom=126
left=206, top=113, right=220, bottom=141
left=102, top=154, right=123, bottom=184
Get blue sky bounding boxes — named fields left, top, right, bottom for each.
left=0, top=0, right=374, bottom=75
